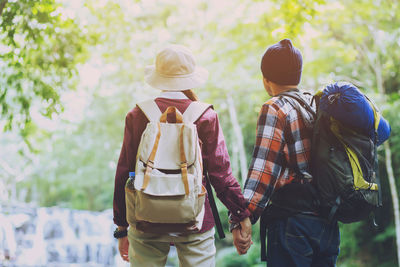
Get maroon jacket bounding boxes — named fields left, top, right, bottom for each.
left=113, top=97, right=250, bottom=232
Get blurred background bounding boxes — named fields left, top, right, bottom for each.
left=0, top=0, right=399, bottom=266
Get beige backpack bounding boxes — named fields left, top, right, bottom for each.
left=125, top=100, right=212, bottom=234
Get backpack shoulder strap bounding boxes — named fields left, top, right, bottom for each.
left=204, top=171, right=225, bottom=239
left=279, top=91, right=316, bottom=118
left=137, top=100, right=162, bottom=122
left=182, top=101, right=213, bottom=124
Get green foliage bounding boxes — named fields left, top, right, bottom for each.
left=386, top=102, right=400, bottom=174
left=2, top=0, right=400, bottom=266
left=338, top=222, right=364, bottom=261
left=216, top=243, right=263, bottom=267
left=275, top=0, right=326, bottom=37
left=18, top=90, right=129, bottom=210
left=0, top=0, right=91, bottom=132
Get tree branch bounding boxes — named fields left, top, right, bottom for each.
left=333, top=75, right=365, bottom=88
left=0, top=0, right=8, bottom=17
left=356, top=43, right=378, bottom=78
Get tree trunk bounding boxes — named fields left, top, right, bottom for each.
left=0, top=159, right=16, bottom=202
left=374, top=55, right=400, bottom=267
left=384, top=141, right=400, bottom=265
left=231, top=134, right=240, bottom=179
left=357, top=41, right=400, bottom=266
left=226, top=95, right=247, bottom=184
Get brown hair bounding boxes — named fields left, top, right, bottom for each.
left=182, top=89, right=199, bottom=101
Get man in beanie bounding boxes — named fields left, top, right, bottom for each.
left=232, top=39, right=340, bottom=266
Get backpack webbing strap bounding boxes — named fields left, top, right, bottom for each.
left=278, top=91, right=320, bottom=199
left=179, top=125, right=190, bottom=195
left=328, top=196, right=341, bottom=222
left=182, top=102, right=213, bottom=124
left=374, top=145, right=383, bottom=207
left=204, top=171, right=225, bottom=239
left=137, top=100, right=162, bottom=122
left=260, top=213, right=268, bottom=261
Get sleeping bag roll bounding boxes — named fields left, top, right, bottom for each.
left=319, top=82, right=390, bottom=146
left=377, top=116, right=391, bottom=146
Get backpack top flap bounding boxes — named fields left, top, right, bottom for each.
left=136, top=100, right=212, bottom=170
left=138, top=122, right=198, bottom=170
left=137, top=99, right=212, bottom=124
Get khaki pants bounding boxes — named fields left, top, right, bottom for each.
left=128, top=227, right=216, bottom=267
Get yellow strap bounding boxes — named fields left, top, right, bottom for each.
left=330, top=118, right=378, bottom=191
left=180, top=125, right=190, bottom=195
left=181, top=163, right=189, bottom=195
left=141, top=123, right=161, bottom=191
left=125, top=188, right=135, bottom=193
left=368, top=100, right=380, bottom=131
left=315, top=90, right=324, bottom=98
left=141, top=162, right=153, bottom=191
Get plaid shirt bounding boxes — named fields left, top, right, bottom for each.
left=243, top=94, right=313, bottom=223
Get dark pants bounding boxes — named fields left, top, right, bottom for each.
left=266, top=214, right=340, bottom=267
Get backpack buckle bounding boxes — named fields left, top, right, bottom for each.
left=146, top=160, right=154, bottom=168
left=180, top=162, right=188, bottom=168
left=328, top=93, right=340, bottom=104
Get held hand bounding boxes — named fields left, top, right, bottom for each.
left=240, top=217, right=252, bottom=239
left=232, top=217, right=253, bottom=255
left=118, top=236, right=130, bottom=262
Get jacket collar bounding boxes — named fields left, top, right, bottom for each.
left=159, top=91, right=189, bottom=99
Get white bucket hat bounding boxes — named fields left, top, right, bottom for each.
left=144, top=44, right=209, bottom=91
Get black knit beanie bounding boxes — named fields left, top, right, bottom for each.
left=260, top=39, right=303, bottom=85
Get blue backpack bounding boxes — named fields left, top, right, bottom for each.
left=280, top=82, right=390, bottom=223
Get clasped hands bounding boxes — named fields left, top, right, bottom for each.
left=232, top=217, right=253, bottom=255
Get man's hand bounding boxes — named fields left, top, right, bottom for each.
left=232, top=217, right=252, bottom=255
left=118, top=236, right=130, bottom=262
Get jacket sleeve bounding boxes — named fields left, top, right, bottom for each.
left=197, top=108, right=251, bottom=223
left=113, top=107, right=146, bottom=227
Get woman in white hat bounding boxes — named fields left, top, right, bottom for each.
left=113, top=44, right=252, bottom=266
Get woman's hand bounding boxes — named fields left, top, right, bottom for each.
left=118, top=235, right=130, bottom=262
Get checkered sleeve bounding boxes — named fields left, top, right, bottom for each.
left=243, top=102, right=286, bottom=223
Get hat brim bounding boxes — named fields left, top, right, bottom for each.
left=144, top=65, right=209, bottom=91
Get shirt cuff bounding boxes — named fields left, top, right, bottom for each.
left=228, top=208, right=251, bottom=232
left=113, top=218, right=129, bottom=228
left=229, top=222, right=240, bottom=232
left=229, top=208, right=251, bottom=223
